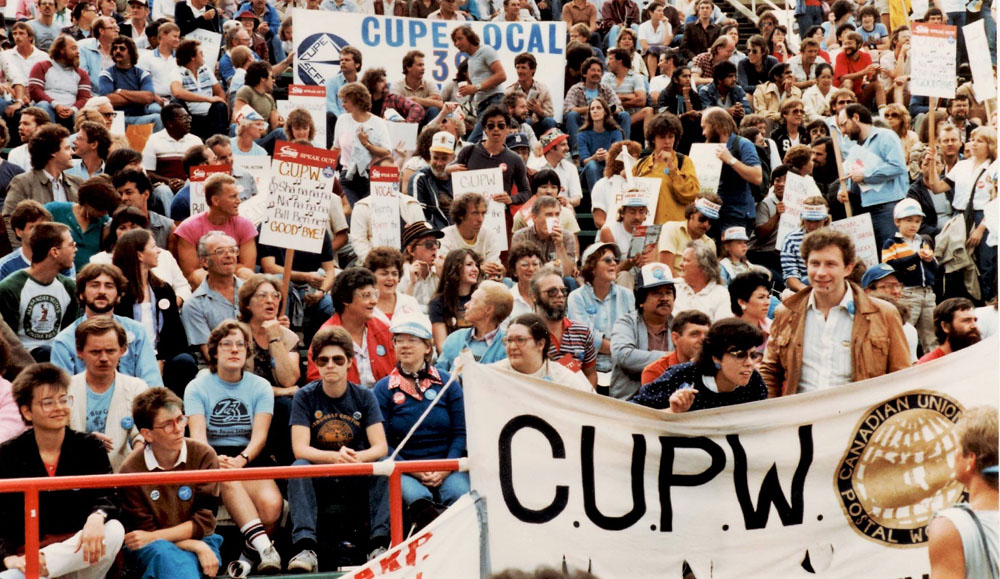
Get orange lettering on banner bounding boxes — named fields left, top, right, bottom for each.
left=349, top=532, right=434, bottom=577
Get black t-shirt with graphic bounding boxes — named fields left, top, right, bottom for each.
left=290, top=379, right=382, bottom=452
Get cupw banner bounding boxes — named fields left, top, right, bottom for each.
left=292, top=10, right=567, bottom=117
left=461, top=337, right=999, bottom=578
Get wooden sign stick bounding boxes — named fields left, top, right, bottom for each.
left=831, top=130, right=853, bottom=217
left=281, top=248, right=295, bottom=310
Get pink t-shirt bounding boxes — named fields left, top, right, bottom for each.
left=175, top=213, right=258, bottom=246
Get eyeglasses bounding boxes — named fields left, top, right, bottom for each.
left=418, top=240, right=441, bottom=249
left=253, top=291, right=281, bottom=301
left=357, top=290, right=380, bottom=301
left=884, top=113, right=900, bottom=119
left=502, top=336, right=533, bottom=346
left=219, top=340, right=246, bottom=350
left=836, top=100, right=853, bottom=106
left=112, top=45, right=128, bottom=52
left=543, top=287, right=570, bottom=298
left=695, top=214, right=712, bottom=223
left=100, top=111, right=115, bottom=119
left=599, top=256, right=616, bottom=264
left=37, top=395, right=73, bottom=411
left=315, top=354, right=348, bottom=367
left=486, top=122, right=507, bottom=130
left=789, top=109, right=804, bottom=114
left=210, top=247, right=239, bottom=257
left=152, top=415, right=188, bottom=434
left=725, top=349, right=763, bottom=362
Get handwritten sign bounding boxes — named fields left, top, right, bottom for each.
left=688, top=143, right=724, bottom=196
left=610, top=177, right=661, bottom=226
left=963, top=20, right=997, bottom=101
left=258, top=141, right=338, bottom=253
left=830, top=213, right=879, bottom=268
left=186, top=29, right=222, bottom=74
left=451, top=167, right=508, bottom=251
left=287, top=85, right=327, bottom=149
left=369, top=165, right=402, bottom=249
left=910, top=23, right=958, bottom=99
left=189, top=164, right=231, bottom=216
left=775, top=172, right=821, bottom=250
left=233, top=156, right=271, bottom=201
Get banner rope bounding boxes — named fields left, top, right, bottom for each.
left=388, top=365, right=462, bottom=462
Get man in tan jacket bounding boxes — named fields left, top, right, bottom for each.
left=760, top=229, right=910, bottom=397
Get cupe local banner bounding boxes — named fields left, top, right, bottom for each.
left=462, top=337, right=999, bottom=578
left=292, top=10, right=567, bottom=118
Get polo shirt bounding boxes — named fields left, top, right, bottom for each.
left=390, top=78, right=441, bottom=100
left=45, top=201, right=108, bottom=271
left=98, top=65, right=154, bottom=116
left=136, top=49, right=180, bottom=97
left=180, top=276, right=244, bottom=346
left=177, top=65, right=218, bottom=116
left=601, top=70, right=645, bottom=113
left=141, top=129, right=203, bottom=180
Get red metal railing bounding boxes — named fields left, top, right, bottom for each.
left=0, top=458, right=466, bottom=578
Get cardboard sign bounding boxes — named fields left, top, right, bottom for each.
left=688, top=144, right=724, bottom=196
left=610, top=177, right=661, bottom=226
left=186, top=29, right=222, bottom=74
left=233, top=156, right=272, bottom=201
left=775, top=172, right=821, bottom=250
left=830, top=213, right=879, bottom=268
left=910, top=23, right=958, bottom=99
left=188, top=164, right=232, bottom=216
left=287, top=84, right=327, bottom=149
left=963, top=20, right=998, bottom=101
left=369, top=165, right=402, bottom=249
left=258, top=141, right=338, bottom=253
left=451, top=167, right=508, bottom=251
left=386, top=121, right=419, bottom=153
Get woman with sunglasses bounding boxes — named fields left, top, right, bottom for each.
left=491, top=313, right=593, bottom=392
left=881, top=104, right=917, bottom=164
left=632, top=318, right=766, bottom=412
left=374, top=316, right=468, bottom=512
left=770, top=98, right=809, bottom=162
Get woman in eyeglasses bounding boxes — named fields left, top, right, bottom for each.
left=374, top=316, right=467, bottom=514
left=632, top=318, right=766, bottom=412
left=491, top=313, right=593, bottom=392
left=770, top=98, right=809, bottom=163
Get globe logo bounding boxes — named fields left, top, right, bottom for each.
left=297, top=32, right=351, bottom=86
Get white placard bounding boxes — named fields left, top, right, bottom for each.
left=233, top=156, right=272, bottom=200
left=910, top=0, right=929, bottom=20
left=386, top=121, right=419, bottom=153
left=910, top=23, right=958, bottom=99
left=688, top=143, right=724, bottom=196
left=186, top=29, right=222, bottom=75
left=610, top=176, right=662, bottom=226
left=843, top=143, right=887, bottom=194
left=111, top=111, right=125, bottom=136
left=287, top=84, right=327, bottom=149
left=293, top=10, right=568, bottom=118
left=830, top=213, right=879, bottom=268
left=775, top=172, right=820, bottom=250
left=451, top=167, right=508, bottom=251
left=369, top=165, right=402, bottom=249
left=188, top=164, right=231, bottom=217
left=963, top=20, right=998, bottom=101
left=258, top=141, right=337, bottom=253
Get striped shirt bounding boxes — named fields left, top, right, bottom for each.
left=798, top=284, right=855, bottom=393
left=548, top=318, right=597, bottom=372
left=780, top=228, right=808, bottom=284
left=177, top=65, right=218, bottom=116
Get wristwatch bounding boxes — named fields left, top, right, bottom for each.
left=728, top=157, right=738, bottom=166
left=474, top=83, right=482, bottom=91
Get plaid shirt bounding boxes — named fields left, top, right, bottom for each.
left=374, top=92, right=425, bottom=124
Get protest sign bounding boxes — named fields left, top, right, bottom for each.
left=187, top=29, right=222, bottom=73
left=774, top=172, right=819, bottom=249
left=343, top=493, right=488, bottom=579
left=369, top=166, right=403, bottom=249
left=842, top=144, right=887, bottom=195
left=111, top=111, right=125, bottom=136
left=188, top=164, right=231, bottom=216
left=909, top=0, right=929, bottom=20
left=287, top=85, right=327, bottom=148
left=687, top=144, right=723, bottom=196
left=463, top=336, right=999, bottom=578
left=910, top=23, right=958, bottom=99
left=830, top=213, right=879, bottom=268
left=293, top=10, right=567, bottom=117
left=963, top=20, right=998, bottom=101
left=258, top=141, right=337, bottom=254
left=610, top=178, right=661, bottom=227
left=452, top=168, right=508, bottom=251
left=386, top=121, right=419, bottom=153
left=233, top=156, right=272, bottom=201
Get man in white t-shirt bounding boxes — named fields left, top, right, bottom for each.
left=439, top=192, right=505, bottom=278
left=137, top=21, right=181, bottom=101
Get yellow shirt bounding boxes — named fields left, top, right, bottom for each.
left=633, top=153, right=700, bottom=224
left=656, top=221, right=717, bottom=273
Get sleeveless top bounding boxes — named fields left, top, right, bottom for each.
left=608, top=221, right=632, bottom=256
left=935, top=505, right=999, bottom=579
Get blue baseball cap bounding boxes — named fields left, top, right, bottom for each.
left=389, top=315, right=432, bottom=340
left=861, top=263, right=898, bottom=289
left=505, top=132, right=530, bottom=150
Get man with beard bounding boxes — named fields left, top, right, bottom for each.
left=836, top=103, right=908, bottom=251
left=502, top=92, right=540, bottom=153
left=701, top=107, right=761, bottom=238
left=98, top=35, right=162, bottom=131
left=609, top=262, right=676, bottom=400
left=409, top=132, right=455, bottom=230
left=918, top=298, right=981, bottom=363
left=946, top=95, right=974, bottom=142
left=50, top=263, right=162, bottom=386
left=531, top=263, right=597, bottom=388
left=640, top=309, right=711, bottom=385
left=27, top=34, right=92, bottom=130
left=833, top=32, right=884, bottom=110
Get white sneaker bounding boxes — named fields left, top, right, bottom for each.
left=367, top=546, right=388, bottom=561
left=257, top=543, right=282, bottom=574
left=287, top=549, right=319, bottom=573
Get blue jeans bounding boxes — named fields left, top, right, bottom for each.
left=581, top=159, right=604, bottom=193
left=466, top=93, right=504, bottom=144
left=288, top=458, right=390, bottom=545
left=972, top=210, right=998, bottom=302
left=35, top=101, right=75, bottom=130
left=565, top=110, right=631, bottom=155
left=532, top=117, right=557, bottom=137
left=422, top=106, right=440, bottom=129
left=866, top=201, right=898, bottom=258
left=796, top=5, right=824, bottom=37
left=400, top=471, right=470, bottom=507
left=129, top=534, right=223, bottom=579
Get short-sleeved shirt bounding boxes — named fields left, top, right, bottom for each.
left=229, top=136, right=268, bottom=157
left=98, top=65, right=154, bottom=116
left=184, top=371, right=274, bottom=448
left=0, top=270, right=77, bottom=351
left=429, top=293, right=472, bottom=330
left=85, top=384, right=113, bottom=434
left=390, top=78, right=441, bottom=100
left=141, top=129, right=203, bottom=180
left=548, top=318, right=597, bottom=371
left=45, top=201, right=108, bottom=271
left=180, top=277, right=243, bottom=347
left=601, top=70, right=645, bottom=113
left=174, top=212, right=258, bottom=247
left=137, top=49, right=180, bottom=98
left=467, top=45, right=502, bottom=108
left=718, top=133, right=761, bottom=220
left=656, top=221, right=716, bottom=271
left=234, top=85, right=277, bottom=121
left=561, top=1, right=595, bottom=25
left=177, top=64, right=219, bottom=116
left=834, top=51, right=873, bottom=98
left=290, top=380, right=382, bottom=452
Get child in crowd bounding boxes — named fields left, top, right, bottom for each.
left=719, top=226, right=766, bottom=285
left=882, top=198, right=938, bottom=353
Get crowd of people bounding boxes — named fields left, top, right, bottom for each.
left=0, top=0, right=992, bottom=575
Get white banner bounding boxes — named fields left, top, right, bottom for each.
left=830, top=213, right=879, bottom=268
left=345, top=493, right=488, bottom=579
left=688, top=144, right=723, bottom=196
left=293, top=10, right=567, bottom=118
left=463, top=338, right=999, bottom=578
left=963, top=20, right=998, bottom=102
left=910, top=23, right=958, bottom=99
left=369, top=165, right=402, bottom=249
left=452, top=167, right=508, bottom=251
left=258, top=141, right=336, bottom=253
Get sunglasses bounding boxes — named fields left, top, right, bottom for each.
left=316, top=355, right=348, bottom=367
left=543, top=287, right=570, bottom=298
left=695, top=214, right=712, bottom=223
left=418, top=240, right=441, bottom=249
left=884, top=113, right=900, bottom=119
left=726, top=349, right=763, bottom=362
left=486, top=122, right=507, bottom=130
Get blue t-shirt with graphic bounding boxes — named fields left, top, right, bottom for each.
left=86, top=385, right=114, bottom=434
left=184, top=371, right=274, bottom=448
